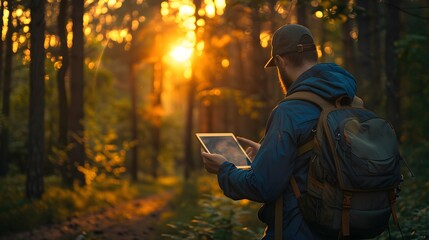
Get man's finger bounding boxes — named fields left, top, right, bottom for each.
left=237, top=137, right=260, bottom=149
left=237, top=136, right=254, bottom=146
left=201, top=152, right=212, bottom=159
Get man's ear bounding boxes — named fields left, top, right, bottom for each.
left=274, top=55, right=285, bottom=67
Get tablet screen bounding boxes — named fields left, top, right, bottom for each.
left=196, top=133, right=251, bottom=169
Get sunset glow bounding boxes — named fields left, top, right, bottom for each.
left=170, top=45, right=193, bottom=62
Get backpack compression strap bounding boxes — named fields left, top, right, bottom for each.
left=274, top=141, right=313, bottom=240
left=275, top=92, right=326, bottom=240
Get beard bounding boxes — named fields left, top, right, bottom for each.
left=277, top=67, right=292, bottom=95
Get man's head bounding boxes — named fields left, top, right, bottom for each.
left=265, top=24, right=318, bottom=93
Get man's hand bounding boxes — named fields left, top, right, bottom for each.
left=237, top=137, right=261, bottom=161
left=201, top=152, right=227, bottom=174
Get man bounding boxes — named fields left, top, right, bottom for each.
left=201, top=24, right=357, bottom=239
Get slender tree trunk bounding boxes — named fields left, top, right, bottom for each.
left=0, top=2, right=14, bottom=177
left=385, top=0, right=402, bottom=141
left=184, top=66, right=196, bottom=179
left=57, top=0, right=71, bottom=185
left=27, top=0, right=46, bottom=200
left=151, top=62, right=162, bottom=179
left=0, top=0, right=4, bottom=95
left=371, top=1, right=383, bottom=112
left=68, top=0, right=85, bottom=186
left=342, top=17, right=356, bottom=76
left=129, top=62, right=138, bottom=181
left=297, top=0, right=308, bottom=26
left=356, top=0, right=373, bottom=105
left=183, top=0, right=202, bottom=179
left=249, top=4, right=267, bottom=137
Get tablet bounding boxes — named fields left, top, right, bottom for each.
left=196, top=133, right=251, bottom=169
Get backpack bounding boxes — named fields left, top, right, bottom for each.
left=275, top=91, right=403, bottom=240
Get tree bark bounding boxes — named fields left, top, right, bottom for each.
left=0, top=0, right=3, bottom=97
left=356, top=0, right=373, bottom=105
left=151, top=62, right=162, bottom=179
left=183, top=67, right=196, bottom=180
left=129, top=62, right=138, bottom=181
left=68, top=0, right=85, bottom=186
left=0, top=1, right=14, bottom=177
left=26, top=0, right=46, bottom=200
left=385, top=0, right=402, bottom=141
left=183, top=0, right=203, bottom=179
left=249, top=4, right=268, bottom=137
left=57, top=0, right=71, bottom=185
left=297, top=0, right=308, bottom=26
left=342, top=17, right=356, bottom=76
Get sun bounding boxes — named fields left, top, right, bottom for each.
left=170, top=45, right=193, bottom=63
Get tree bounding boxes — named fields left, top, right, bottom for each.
left=0, top=0, right=5, bottom=176
left=68, top=0, right=85, bottom=186
left=297, top=0, right=308, bottom=26
left=356, top=0, right=374, bottom=108
left=150, top=61, right=162, bottom=179
left=183, top=0, right=202, bottom=179
left=0, top=0, right=15, bottom=176
left=0, top=0, right=3, bottom=101
left=26, top=0, right=46, bottom=199
left=384, top=0, right=402, bottom=140
left=342, top=16, right=356, bottom=76
left=56, top=0, right=71, bottom=185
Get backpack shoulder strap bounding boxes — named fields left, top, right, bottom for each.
left=275, top=91, right=332, bottom=240
left=285, top=91, right=365, bottom=109
left=283, top=91, right=333, bottom=110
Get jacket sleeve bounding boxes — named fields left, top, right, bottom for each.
left=217, top=107, right=298, bottom=203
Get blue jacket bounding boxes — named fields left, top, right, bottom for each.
left=217, top=63, right=357, bottom=239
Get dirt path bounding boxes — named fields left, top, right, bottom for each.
left=2, top=190, right=176, bottom=240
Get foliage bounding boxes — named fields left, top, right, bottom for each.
left=378, top=146, right=429, bottom=239
left=163, top=195, right=261, bottom=240
left=160, top=174, right=264, bottom=240
left=396, top=33, right=429, bottom=144
left=0, top=174, right=177, bottom=235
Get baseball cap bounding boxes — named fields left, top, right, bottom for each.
left=264, top=24, right=316, bottom=68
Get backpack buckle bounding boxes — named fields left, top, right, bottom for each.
left=342, top=192, right=352, bottom=209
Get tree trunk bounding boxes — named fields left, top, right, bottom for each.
left=385, top=0, right=402, bottom=141
left=342, top=16, right=356, bottom=76
left=183, top=0, right=202, bottom=179
left=183, top=68, right=196, bottom=179
left=151, top=62, right=162, bottom=179
left=129, top=62, right=138, bottom=181
left=26, top=0, right=46, bottom=200
left=0, top=2, right=14, bottom=177
left=57, top=0, right=71, bottom=185
left=0, top=0, right=3, bottom=96
left=297, top=0, right=308, bottom=26
left=68, top=0, right=85, bottom=186
left=356, top=0, right=373, bottom=105
left=249, top=4, right=268, bottom=137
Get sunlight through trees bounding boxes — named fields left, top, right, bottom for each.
left=0, top=0, right=428, bottom=237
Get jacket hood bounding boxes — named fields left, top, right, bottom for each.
left=287, top=63, right=357, bottom=100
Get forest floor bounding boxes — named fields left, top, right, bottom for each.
left=1, top=189, right=176, bottom=240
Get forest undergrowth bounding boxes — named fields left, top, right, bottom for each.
left=0, top=174, right=178, bottom=236
left=158, top=147, right=429, bottom=240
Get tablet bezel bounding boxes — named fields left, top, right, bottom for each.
left=196, top=133, right=251, bottom=170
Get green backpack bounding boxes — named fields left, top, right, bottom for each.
left=275, top=91, right=403, bottom=240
